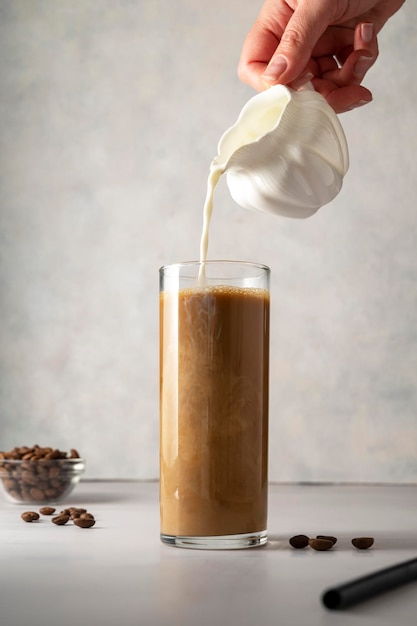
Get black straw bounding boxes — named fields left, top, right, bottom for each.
left=322, top=557, right=417, bottom=610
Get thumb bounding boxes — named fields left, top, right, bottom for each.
left=262, top=2, right=335, bottom=85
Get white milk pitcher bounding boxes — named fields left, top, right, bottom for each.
left=212, top=83, right=349, bottom=219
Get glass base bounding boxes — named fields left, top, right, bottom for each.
left=160, top=530, right=267, bottom=550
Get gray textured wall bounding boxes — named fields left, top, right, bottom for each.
left=1, top=0, right=416, bottom=482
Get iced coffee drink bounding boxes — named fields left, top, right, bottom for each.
left=160, top=261, right=270, bottom=549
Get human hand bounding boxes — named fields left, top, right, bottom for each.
left=238, top=0, right=405, bottom=113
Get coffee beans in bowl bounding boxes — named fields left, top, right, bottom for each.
left=0, top=445, right=85, bottom=504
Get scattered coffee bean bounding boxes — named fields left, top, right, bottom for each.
left=352, top=537, right=374, bottom=550
left=309, top=538, right=334, bottom=551
left=69, top=507, right=87, bottom=519
left=39, top=506, right=56, bottom=516
left=52, top=514, right=70, bottom=525
left=80, top=512, right=95, bottom=520
left=21, top=511, right=40, bottom=522
left=60, top=508, right=71, bottom=516
left=317, top=535, right=337, bottom=546
left=19, top=504, right=97, bottom=528
left=289, top=534, right=310, bottom=549
left=73, top=516, right=96, bottom=528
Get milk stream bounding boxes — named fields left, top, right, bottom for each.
left=198, top=162, right=224, bottom=282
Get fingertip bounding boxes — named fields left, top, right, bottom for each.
left=353, top=53, right=374, bottom=79
left=328, top=89, right=373, bottom=114
left=354, top=21, right=378, bottom=57
left=261, top=54, right=288, bottom=83
left=346, top=98, right=372, bottom=111
left=360, top=22, right=374, bottom=43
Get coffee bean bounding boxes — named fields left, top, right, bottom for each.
left=309, top=538, right=334, bottom=551
left=48, top=466, right=61, bottom=479
left=74, top=517, right=96, bottom=528
left=52, top=514, right=70, bottom=525
left=352, top=537, right=374, bottom=550
left=317, top=535, right=337, bottom=546
left=39, top=506, right=56, bottom=515
left=21, top=511, right=40, bottom=522
left=289, top=534, right=309, bottom=549
left=29, top=487, right=46, bottom=501
left=69, top=507, right=87, bottom=519
left=21, top=470, right=38, bottom=486
left=80, top=512, right=95, bottom=520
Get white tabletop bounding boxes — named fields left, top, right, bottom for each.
left=1, top=481, right=417, bottom=626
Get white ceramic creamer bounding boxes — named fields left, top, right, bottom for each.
left=215, top=83, right=349, bottom=218
left=199, top=83, right=349, bottom=269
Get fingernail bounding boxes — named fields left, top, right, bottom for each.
left=261, top=55, right=288, bottom=82
left=347, top=99, right=371, bottom=111
left=360, top=23, right=374, bottom=43
left=354, top=55, right=373, bottom=77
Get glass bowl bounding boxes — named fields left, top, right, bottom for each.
left=0, top=458, right=85, bottom=504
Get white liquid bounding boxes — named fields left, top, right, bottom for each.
left=198, top=162, right=224, bottom=280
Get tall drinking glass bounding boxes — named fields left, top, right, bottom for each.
left=159, top=261, right=270, bottom=549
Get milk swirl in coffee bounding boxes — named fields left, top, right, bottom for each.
left=160, top=280, right=269, bottom=541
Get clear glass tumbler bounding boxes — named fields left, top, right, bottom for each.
left=159, top=261, right=270, bottom=549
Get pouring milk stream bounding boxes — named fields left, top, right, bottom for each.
left=199, top=83, right=349, bottom=274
